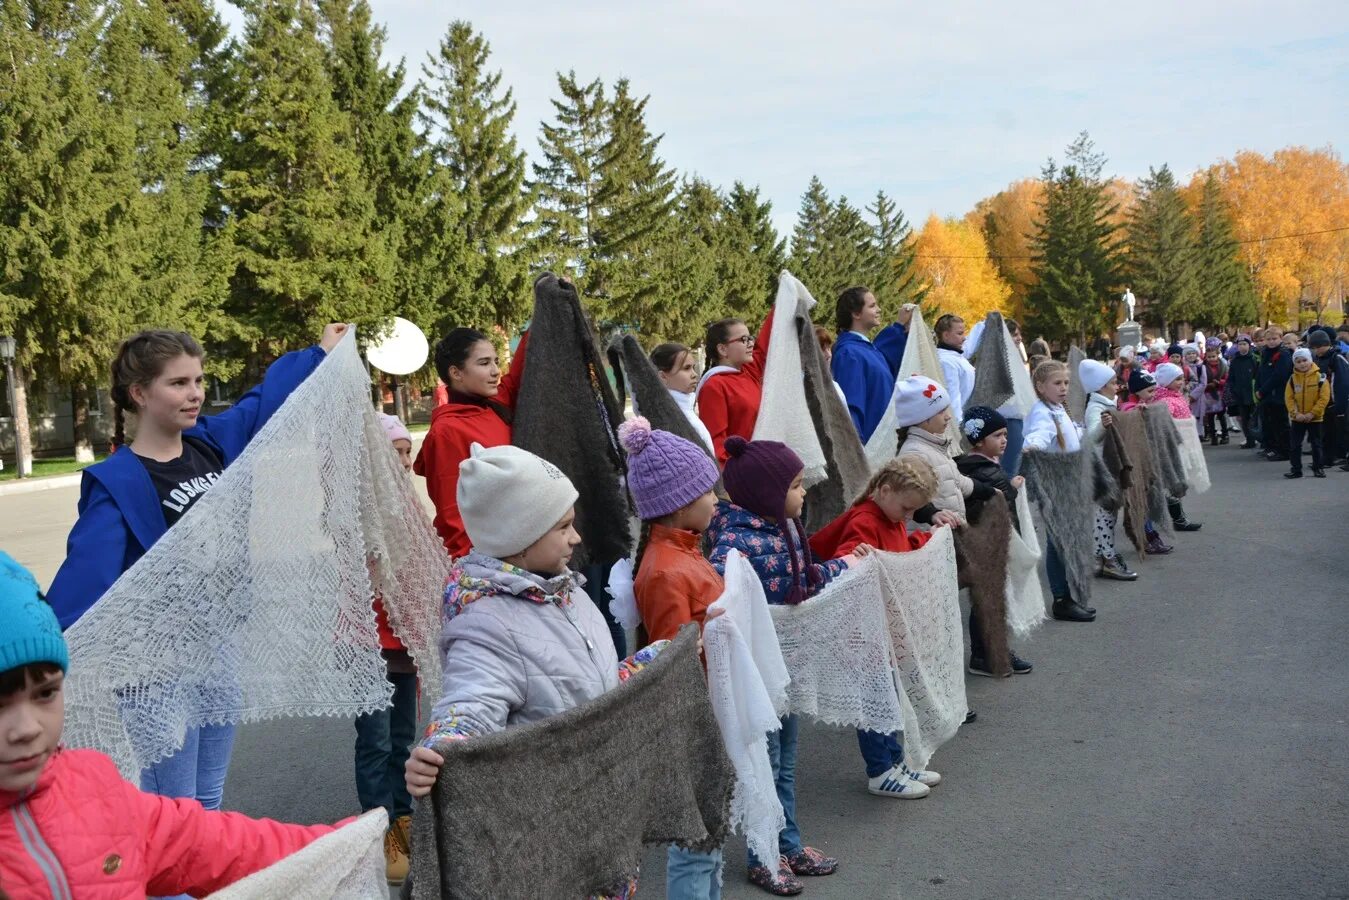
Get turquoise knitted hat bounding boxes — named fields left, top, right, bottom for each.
left=0, top=551, right=68, bottom=674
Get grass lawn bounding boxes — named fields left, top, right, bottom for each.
left=0, top=454, right=106, bottom=482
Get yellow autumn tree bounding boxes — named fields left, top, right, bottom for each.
left=1203, top=146, right=1349, bottom=325
left=966, top=179, right=1043, bottom=321
left=912, top=214, right=1012, bottom=324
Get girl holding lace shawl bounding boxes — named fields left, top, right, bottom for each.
left=614, top=417, right=732, bottom=899
left=45, top=323, right=347, bottom=848
left=706, top=437, right=854, bottom=895
left=696, top=311, right=776, bottom=463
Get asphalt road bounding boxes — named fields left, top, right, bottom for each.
left=5, top=441, right=1347, bottom=899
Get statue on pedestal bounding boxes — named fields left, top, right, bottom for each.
left=1121, top=288, right=1136, bottom=324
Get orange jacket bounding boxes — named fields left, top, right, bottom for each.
left=809, top=498, right=933, bottom=559
left=413, top=332, right=530, bottom=558
left=1, top=748, right=340, bottom=899
left=634, top=525, right=723, bottom=643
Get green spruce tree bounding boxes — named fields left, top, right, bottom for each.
left=220, top=0, right=395, bottom=370
left=1026, top=132, right=1124, bottom=344
left=592, top=78, right=677, bottom=327
left=789, top=176, right=833, bottom=294
left=531, top=72, right=607, bottom=290
left=867, top=190, right=926, bottom=307
left=725, top=181, right=786, bottom=313
left=1126, top=164, right=1199, bottom=333
left=420, top=20, right=533, bottom=329
left=1192, top=171, right=1258, bottom=329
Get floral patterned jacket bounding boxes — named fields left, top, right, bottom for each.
left=706, top=501, right=847, bottom=605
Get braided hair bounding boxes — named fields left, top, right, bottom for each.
left=109, top=331, right=204, bottom=448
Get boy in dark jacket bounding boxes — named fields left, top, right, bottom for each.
left=1256, top=328, right=1294, bottom=461
left=1226, top=335, right=1260, bottom=448
left=955, top=406, right=1021, bottom=530
left=1309, top=330, right=1349, bottom=468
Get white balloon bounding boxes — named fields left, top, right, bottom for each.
left=366, top=317, right=429, bottom=375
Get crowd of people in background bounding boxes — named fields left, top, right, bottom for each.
left=1113, top=323, right=1349, bottom=479
left=5, top=270, right=1345, bottom=899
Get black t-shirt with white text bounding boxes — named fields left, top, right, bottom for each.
left=137, top=438, right=224, bottom=528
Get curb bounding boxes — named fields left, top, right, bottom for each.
left=0, top=430, right=428, bottom=499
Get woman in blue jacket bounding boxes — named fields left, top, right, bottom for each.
left=47, top=322, right=347, bottom=821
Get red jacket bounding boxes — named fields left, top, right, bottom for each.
left=0, top=748, right=340, bottom=899
left=413, top=332, right=530, bottom=558
left=634, top=525, right=724, bottom=643
left=810, top=499, right=933, bottom=559
left=696, top=311, right=775, bottom=463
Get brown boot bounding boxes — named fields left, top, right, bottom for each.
left=385, top=815, right=411, bottom=885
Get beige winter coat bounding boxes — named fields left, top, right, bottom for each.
left=899, top=426, right=974, bottom=517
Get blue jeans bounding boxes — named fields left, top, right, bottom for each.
left=139, top=721, right=236, bottom=809
left=354, top=669, right=418, bottom=821
left=856, top=728, right=904, bottom=779
left=666, top=846, right=723, bottom=899
left=1002, top=417, right=1025, bottom=477
left=1044, top=536, right=1070, bottom=599
left=747, top=714, right=803, bottom=868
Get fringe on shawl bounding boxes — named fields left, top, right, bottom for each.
left=513, top=274, right=632, bottom=568
left=954, top=500, right=1012, bottom=677
left=606, top=334, right=714, bottom=461
left=1020, top=448, right=1095, bottom=607
left=967, top=312, right=1017, bottom=413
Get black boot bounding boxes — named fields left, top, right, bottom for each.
left=1052, top=596, right=1096, bottom=622
left=1168, top=499, right=1202, bottom=531
left=1204, top=419, right=1218, bottom=445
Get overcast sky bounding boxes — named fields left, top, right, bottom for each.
left=226, top=1, right=1347, bottom=236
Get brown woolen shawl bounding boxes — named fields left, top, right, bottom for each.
left=967, top=312, right=1017, bottom=412
left=407, top=626, right=734, bottom=900
left=1020, top=448, right=1095, bottom=607
left=513, top=274, right=632, bottom=568
left=796, top=298, right=872, bottom=533
left=954, top=498, right=1012, bottom=676
left=1111, top=410, right=1153, bottom=555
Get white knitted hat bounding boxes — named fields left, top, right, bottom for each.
left=893, top=375, right=951, bottom=428
left=1079, top=359, right=1115, bottom=394
left=457, top=443, right=579, bottom=558
left=1153, top=363, right=1184, bottom=389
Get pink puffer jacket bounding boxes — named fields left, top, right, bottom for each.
left=1, top=748, right=339, bottom=899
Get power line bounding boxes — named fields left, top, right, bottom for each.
left=912, top=224, right=1349, bottom=261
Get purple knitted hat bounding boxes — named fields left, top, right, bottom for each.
left=720, top=436, right=802, bottom=521
left=721, top=436, right=820, bottom=605
left=618, top=417, right=719, bottom=520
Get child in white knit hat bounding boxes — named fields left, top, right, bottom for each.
left=406, top=444, right=663, bottom=899
left=1079, top=359, right=1138, bottom=584
left=894, top=375, right=996, bottom=520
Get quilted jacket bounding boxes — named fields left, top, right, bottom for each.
left=0, top=748, right=336, bottom=899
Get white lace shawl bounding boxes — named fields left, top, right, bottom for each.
left=1006, top=489, right=1048, bottom=638
left=771, top=528, right=967, bottom=770
left=864, top=306, right=964, bottom=468
left=704, top=550, right=789, bottom=868
left=205, top=810, right=387, bottom=899
left=1172, top=418, right=1212, bottom=494
left=62, top=333, right=449, bottom=778
left=753, top=270, right=827, bottom=485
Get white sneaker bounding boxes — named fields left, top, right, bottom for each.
left=899, top=763, right=942, bottom=787
left=868, top=765, right=931, bottom=798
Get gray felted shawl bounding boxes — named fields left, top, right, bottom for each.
left=407, top=626, right=734, bottom=900
left=514, top=274, right=632, bottom=568
left=1092, top=423, right=1132, bottom=515
left=1020, top=448, right=1095, bottom=607
left=1142, top=404, right=1188, bottom=500
left=954, top=498, right=1012, bottom=676
left=967, top=312, right=1017, bottom=413
left=1067, top=346, right=1088, bottom=424
left=1113, top=409, right=1157, bottom=555
left=797, top=300, right=872, bottom=533
left=606, top=334, right=714, bottom=461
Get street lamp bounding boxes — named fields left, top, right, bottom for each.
left=0, top=335, right=27, bottom=478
